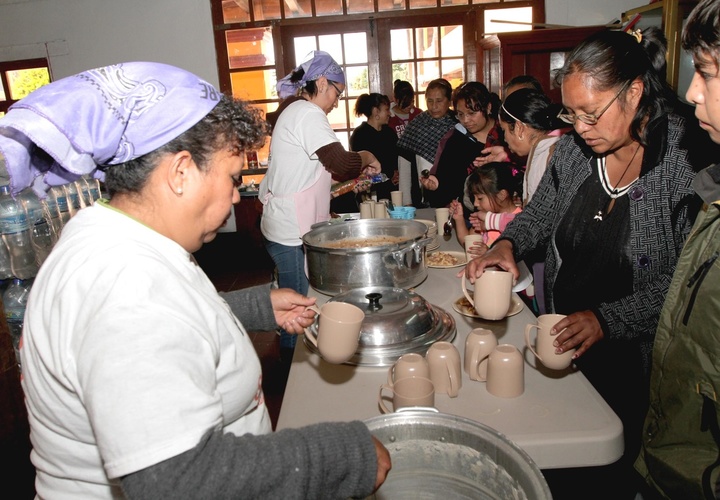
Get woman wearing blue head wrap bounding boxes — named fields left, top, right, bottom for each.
left=2, top=62, right=390, bottom=498
left=260, top=51, right=380, bottom=356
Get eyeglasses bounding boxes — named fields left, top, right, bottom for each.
left=328, top=80, right=344, bottom=99
left=557, top=80, right=631, bottom=125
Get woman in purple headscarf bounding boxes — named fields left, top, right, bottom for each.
left=0, top=61, right=390, bottom=499
left=260, top=51, right=380, bottom=357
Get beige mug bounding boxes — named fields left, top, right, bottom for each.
left=435, top=207, right=449, bottom=229
left=390, top=190, right=403, bottom=207
left=464, top=234, right=485, bottom=262
left=378, top=376, right=435, bottom=413
left=304, top=302, right=364, bottom=364
left=464, top=328, right=498, bottom=381
left=359, top=201, right=374, bottom=219
left=426, top=341, right=461, bottom=398
left=387, top=353, right=430, bottom=385
left=525, top=313, right=575, bottom=370
left=461, top=268, right=513, bottom=321
left=481, top=344, right=524, bottom=398
left=374, top=201, right=388, bottom=219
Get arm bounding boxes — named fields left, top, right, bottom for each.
left=122, top=421, right=390, bottom=499
left=316, top=142, right=379, bottom=182
left=484, top=211, right=518, bottom=232
left=222, top=285, right=317, bottom=334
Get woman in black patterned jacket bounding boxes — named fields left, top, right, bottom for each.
left=464, top=29, right=699, bottom=499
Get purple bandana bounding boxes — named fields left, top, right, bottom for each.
left=276, top=50, right=345, bottom=99
left=0, top=62, right=221, bottom=196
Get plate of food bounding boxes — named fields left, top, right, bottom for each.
left=426, top=251, right=467, bottom=268
left=453, top=293, right=524, bottom=319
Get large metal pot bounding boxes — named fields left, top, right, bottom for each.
left=364, top=410, right=552, bottom=499
left=303, top=219, right=431, bottom=295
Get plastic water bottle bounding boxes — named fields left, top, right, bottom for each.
left=3, top=278, right=32, bottom=371
left=0, top=238, right=13, bottom=280
left=17, top=188, right=56, bottom=267
left=0, top=185, right=38, bottom=279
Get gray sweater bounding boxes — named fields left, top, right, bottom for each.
left=121, top=284, right=378, bottom=499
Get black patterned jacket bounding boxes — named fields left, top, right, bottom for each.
left=499, top=114, right=697, bottom=373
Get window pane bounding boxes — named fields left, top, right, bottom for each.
left=226, top=28, right=275, bottom=69
left=7, top=67, right=50, bottom=100
left=344, top=33, right=367, bottom=64
left=378, top=0, right=404, bottom=11
left=316, top=0, right=343, bottom=15
left=392, top=62, right=414, bottom=86
left=222, top=0, right=250, bottom=23
left=391, top=29, right=413, bottom=60
left=230, top=69, right=278, bottom=100
left=252, top=0, right=281, bottom=20
left=484, top=7, right=533, bottom=34
left=318, top=34, right=344, bottom=64
left=409, top=0, right=437, bottom=9
left=327, top=104, right=347, bottom=129
left=347, top=0, right=373, bottom=14
left=294, top=37, right=318, bottom=65
left=440, top=26, right=463, bottom=57
left=416, top=27, right=438, bottom=59
left=417, top=60, right=440, bottom=91
left=284, top=0, right=312, bottom=18
left=442, top=58, right=463, bottom=88
left=443, top=0, right=468, bottom=5
left=0, top=85, right=6, bottom=101
left=345, top=65, right=369, bottom=96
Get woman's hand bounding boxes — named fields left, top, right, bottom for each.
left=420, top=174, right=439, bottom=191
left=359, top=151, right=380, bottom=176
left=269, top=289, right=317, bottom=334
left=391, top=170, right=400, bottom=185
left=549, top=311, right=605, bottom=360
left=459, top=239, right=518, bottom=283
left=372, top=437, right=392, bottom=493
left=472, top=146, right=508, bottom=167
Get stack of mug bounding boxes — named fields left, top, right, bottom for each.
left=464, top=328, right=524, bottom=398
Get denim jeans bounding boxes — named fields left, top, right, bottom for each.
left=264, top=240, right=308, bottom=349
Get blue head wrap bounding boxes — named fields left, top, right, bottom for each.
left=276, top=50, right=345, bottom=99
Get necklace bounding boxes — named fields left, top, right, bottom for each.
left=594, top=143, right=641, bottom=222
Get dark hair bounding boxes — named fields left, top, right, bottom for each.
left=426, top=78, right=453, bottom=101
left=452, top=81, right=501, bottom=121
left=355, top=93, right=391, bottom=118
left=503, top=75, right=543, bottom=96
left=467, top=161, right=523, bottom=201
left=104, top=95, right=267, bottom=196
left=393, top=80, right=415, bottom=109
left=500, top=88, right=565, bottom=132
left=682, top=0, right=720, bottom=67
left=288, top=67, right=319, bottom=96
left=553, top=29, right=674, bottom=146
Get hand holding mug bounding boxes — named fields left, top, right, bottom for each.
left=461, top=268, right=512, bottom=321
left=525, top=314, right=575, bottom=370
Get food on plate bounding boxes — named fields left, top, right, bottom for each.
left=456, top=296, right=477, bottom=316
left=427, top=251, right=460, bottom=266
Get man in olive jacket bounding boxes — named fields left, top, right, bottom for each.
left=635, top=0, right=720, bottom=497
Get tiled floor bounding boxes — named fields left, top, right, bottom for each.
left=194, top=231, right=288, bottom=429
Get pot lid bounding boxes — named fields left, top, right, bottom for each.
left=304, top=286, right=456, bottom=366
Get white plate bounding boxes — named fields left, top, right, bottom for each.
left=452, top=293, right=524, bottom=319
left=427, top=250, right=467, bottom=268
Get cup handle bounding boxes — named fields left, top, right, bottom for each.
left=524, top=324, right=542, bottom=362
left=303, top=305, right=322, bottom=349
left=387, top=366, right=394, bottom=386
left=378, top=384, right=393, bottom=414
left=475, top=351, right=491, bottom=383
left=461, top=274, right=474, bottom=305
left=446, top=363, right=460, bottom=398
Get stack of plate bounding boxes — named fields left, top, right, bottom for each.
left=416, top=219, right=440, bottom=251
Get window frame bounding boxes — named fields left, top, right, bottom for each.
left=0, top=57, right=51, bottom=115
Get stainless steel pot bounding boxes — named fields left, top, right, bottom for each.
left=364, top=410, right=552, bottom=499
left=303, top=219, right=431, bottom=295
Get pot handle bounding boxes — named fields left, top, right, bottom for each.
left=391, top=237, right=434, bottom=268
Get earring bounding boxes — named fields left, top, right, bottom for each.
left=176, top=188, right=183, bottom=195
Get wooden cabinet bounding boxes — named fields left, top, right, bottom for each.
left=477, top=26, right=607, bottom=103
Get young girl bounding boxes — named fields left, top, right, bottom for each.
left=451, top=162, right=522, bottom=259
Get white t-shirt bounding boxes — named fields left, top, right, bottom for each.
left=260, top=99, right=339, bottom=246
left=21, top=201, right=269, bottom=499
left=524, top=135, right=561, bottom=206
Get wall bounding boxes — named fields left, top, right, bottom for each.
left=0, top=0, right=649, bottom=83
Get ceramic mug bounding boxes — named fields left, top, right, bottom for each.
left=390, top=190, right=403, bottom=207
left=378, top=376, right=435, bottom=413
left=359, top=200, right=374, bottom=219
left=461, top=268, right=513, bottom=320
left=387, top=352, right=430, bottom=385
left=426, top=341, right=462, bottom=398
left=464, top=234, right=485, bottom=262
left=374, top=201, right=388, bottom=219
left=304, top=302, right=365, bottom=364
left=480, top=344, right=524, bottom=398
left=525, top=314, right=575, bottom=370
left=464, top=328, right=498, bottom=381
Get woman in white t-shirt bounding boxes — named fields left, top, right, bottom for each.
left=260, top=51, right=380, bottom=355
